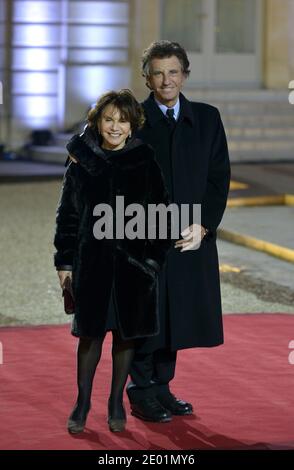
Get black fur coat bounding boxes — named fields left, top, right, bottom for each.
left=54, top=132, right=171, bottom=340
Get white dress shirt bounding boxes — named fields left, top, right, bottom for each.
left=154, top=97, right=180, bottom=121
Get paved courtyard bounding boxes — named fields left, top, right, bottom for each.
left=0, top=178, right=293, bottom=328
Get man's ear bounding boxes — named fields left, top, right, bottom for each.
left=182, top=73, right=188, bottom=85
left=145, top=76, right=152, bottom=90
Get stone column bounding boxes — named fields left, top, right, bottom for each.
left=129, top=0, right=161, bottom=100
left=264, top=0, right=290, bottom=88
left=288, top=0, right=294, bottom=83
left=1, top=0, right=13, bottom=147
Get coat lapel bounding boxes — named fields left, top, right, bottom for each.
left=142, top=92, right=197, bottom=129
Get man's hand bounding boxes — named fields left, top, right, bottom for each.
left=57, top=271, right=72, bottom=289
left=175, top=224, right=207, bottom=252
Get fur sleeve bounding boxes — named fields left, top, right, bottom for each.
left=53, top=163, right=79, bottom=268
left=143, top=158, right=172, bottom=270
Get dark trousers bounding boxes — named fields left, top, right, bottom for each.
left=128, top=348, right=177, bottom=402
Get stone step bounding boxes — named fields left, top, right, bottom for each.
left=27, top=86, right=294, bottom=165
left=56, top=128, right=294, bottom=143
left=185, top=89, right=294, bottom=121
left=30, top=146, right=66, bottom=164
left=228, top=140, right=294, bottom=151
left=228, top=135, right=294, bottom=143
left=50, top=135, right=294, bottom=151
left=223, top=115, right=294, bottom=127
left=28, top=142, right=294, bottom=166
left=54, top=135, right=69, bottom=148
left=203, top=102, right=293, bottom=115
left=229, top=150, right=294, bottom=162
left=185, top=88, right=289, bottom=102
left=227, top=127, right=294, bottom=138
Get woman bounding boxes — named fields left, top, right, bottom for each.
left=54, top=89, right=170, bottom=433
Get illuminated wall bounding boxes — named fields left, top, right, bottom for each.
left=0, top=0, right=6, bottom=143
left=4, top=0, right=130, bottom=145
left=63, top=0, right=130, bottom=128
left=0, top=0, right=5, bottom=85
left=12, top=0, right=60, bottom=131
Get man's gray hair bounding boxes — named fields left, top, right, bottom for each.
left=141, top=40, right=190, bottom=78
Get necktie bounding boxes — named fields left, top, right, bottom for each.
left=166, top=108, right=176, bottom=128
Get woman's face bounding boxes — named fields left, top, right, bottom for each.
left=98, top=105, right=131, bottom=150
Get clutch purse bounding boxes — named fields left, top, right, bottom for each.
left=62, top=277, right=75, bottom=315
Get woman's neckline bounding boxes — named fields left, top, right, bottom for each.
left=102, top=147, right=125, bottom=155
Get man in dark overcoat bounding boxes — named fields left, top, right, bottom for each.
left=127, top=40, right=231, bottom=422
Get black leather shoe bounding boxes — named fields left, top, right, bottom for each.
left=130, top=397, right=172, bottom=422
left=157, top=392, right=193, bottom=415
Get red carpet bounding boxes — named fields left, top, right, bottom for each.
left=0, top=314, right=294, bottom=450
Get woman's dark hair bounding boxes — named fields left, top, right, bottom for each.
left=87, top=89, right=145, bottom=134
left=141, top=40, right=190, bottom=78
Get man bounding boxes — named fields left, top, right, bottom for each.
left=127, top=40, right=231, bottom=422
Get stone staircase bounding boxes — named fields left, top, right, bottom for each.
left=186, top=89, right=294, bottom=162
left=28, top=89, right=294, bottom=164
left=28, top=132, right=80, bottom=164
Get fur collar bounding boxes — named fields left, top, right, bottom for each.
left=66, top=128, right=152, bottom=175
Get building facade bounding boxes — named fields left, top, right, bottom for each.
left=0, top=0, right=294, bottom=147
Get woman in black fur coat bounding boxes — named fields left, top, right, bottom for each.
left=54, top=90, right=170, bottom=433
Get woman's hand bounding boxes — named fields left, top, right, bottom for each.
left=69, top=154, right=78, bottom=163
left=57, top=270, right=72, bottom=289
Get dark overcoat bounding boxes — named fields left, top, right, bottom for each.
left=54, top=134, right=171, bottom=340
left=136, top=92, right=231, bottom=351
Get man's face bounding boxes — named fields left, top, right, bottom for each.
left=146, top=55, right=186, bottom=107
